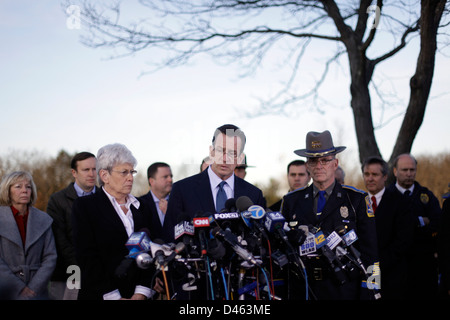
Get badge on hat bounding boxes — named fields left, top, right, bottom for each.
left=293, top=130, right=346, bottom=158
left=340, top=206, right=349, bottom=218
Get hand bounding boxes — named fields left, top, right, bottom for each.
left=130, top=293, right=147, bottom=300
left=120, top=294, right=147, bottom=300
left=19, top=286, right=36, bottom=299
left=153, top=277, right=165, bottom=294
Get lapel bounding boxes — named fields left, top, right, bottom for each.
left=301, top=186, right=316, bottom=225
left=0, top=206, right=23, bottom=249
left=234, top=176, right=246, bottom=200
left=196, top=170, right=215, bottom=213
left=64, top=183, right=78, bottom=201
left=24, top=207, right=52, bottom=253
left=95, top=188, right=130, bottom=239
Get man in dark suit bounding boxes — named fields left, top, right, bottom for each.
left=46, top=151, right=97, bottom=300
left=164, top=124, right=266, bottom=242
left=139, top=162, right=173, bottom=240
left=362, top=156, right=415, bottom=299
left=281, top=130, right=379, bottom=300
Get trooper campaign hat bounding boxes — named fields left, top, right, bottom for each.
left=294, top=130, right=346, bottom=158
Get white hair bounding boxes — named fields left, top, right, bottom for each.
left=96, top=143, right=137, bottom=186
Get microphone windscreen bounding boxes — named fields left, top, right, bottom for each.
left=207, top=238, right=226, bottom=259
left=236, top=196, right=253, bottom=212
left=224, top=198, right=236, bottom=211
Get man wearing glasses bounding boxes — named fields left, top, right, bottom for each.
left=164, top=124, right=266, bottom=243
left=281, top=130, right=379, bottom=300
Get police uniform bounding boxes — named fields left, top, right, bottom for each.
left=389, top=181, right=442, bottom=299
left=281, top=181, right=379, bottom=300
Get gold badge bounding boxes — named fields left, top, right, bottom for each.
left=340, top=206, right=349, bottom=218
left=420, top=193, right=429, bottom=204
left=311, top=140, right=322, bottom=149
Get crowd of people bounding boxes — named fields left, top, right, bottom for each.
left=0, top=124, right=448, bottom=301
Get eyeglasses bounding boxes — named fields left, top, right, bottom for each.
left=307, top=158, right=335, bottom=167
left=213, top=147, right=239, bottom=159
left=110, top=169, right=137, bottom=177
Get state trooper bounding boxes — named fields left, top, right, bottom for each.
left=281, top=130, right=379, bottom=300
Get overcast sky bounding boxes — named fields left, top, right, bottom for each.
left=1, top=1, right=449, bottom=189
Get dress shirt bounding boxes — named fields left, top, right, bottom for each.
left=395, top=182, right=414, bottom=196
left=101, top=187, right=150, bottom=300
left=368, top=188, right=385, bottom=212
left=74, top=182, right=96, bottom=197
left=150, top=190, right=169, bottom=226
left=103, top=187, right=139, bottom=237
left=312, top=182, right=335, bottom=214
left=207, top=166, right=234, bottom=211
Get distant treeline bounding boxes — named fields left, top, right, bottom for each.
left=0, top=149, right=448, bottom=212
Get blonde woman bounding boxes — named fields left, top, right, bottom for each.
left=0, top=171, right=56, bottom=299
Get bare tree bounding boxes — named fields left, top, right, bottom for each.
left=70, top=0, right=449, bottom=169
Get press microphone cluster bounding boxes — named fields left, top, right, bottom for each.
left=119, top=196, right=379, bottom=301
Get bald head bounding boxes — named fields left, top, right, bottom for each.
left=393, top=153, right=417, bottom=189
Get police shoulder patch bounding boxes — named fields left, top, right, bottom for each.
left=365, top=195, right=375, bottom=218
left=342, top=185, right=366, bottom=194
left=285, top=185, right=308, bottom=196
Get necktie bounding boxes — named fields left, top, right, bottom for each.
left=371, top=195, right=377, bottom=213
left=317, top=190, right=326, bottom=214
left=404, top=190, right=411, bottom=196
left=216, top=181, right=227, bottom=213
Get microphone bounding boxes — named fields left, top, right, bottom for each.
left=236, top=196, right=253, bottom=212
left=241, top=205, right=268, bottom=239
left=334, top=226, right=368, bottom=275
left=221, top=198, right=237, bottom=213
left=136, top=253, right=153, bottom=269
left=174, top=214, right=195, bottom=241
left=125, top=228, right=152, bottom=258
left=211, top=226, right=261, bottom=267
left=207, top=237, right=227, bottom=261
left=310, top=228, right=347, bottom=285
left=264, top=211, right=287, bottom=240
left=193, top=212, right=212, bottom=256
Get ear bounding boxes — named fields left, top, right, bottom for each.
left=99, top=169, right=109, bottom=185
left=393, top=167, right=398, bottom=178
left=209, top=145, right=214, bottom=159
left=71, top=169, right=77, bottom=179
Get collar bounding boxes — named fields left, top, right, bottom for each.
left=207, top=166, right=235, bottom=192
left=11, top=205, right=29, bottom=217
left=74, top=182, right=96, bottom=197
left=150, top=190, right=169, bottom=203
left=313, top=181, right=335, bottom=198
left=102, top=186, right=140, bottom=209
left=395, top=182, right=414, bottom=195
left=369, top=187, right=385, bottom=204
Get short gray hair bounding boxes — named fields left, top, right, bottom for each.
left=96, top=143, right=137, bottom=186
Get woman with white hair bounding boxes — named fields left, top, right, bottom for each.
left=72, top=143, right=154, bottom=300
left=0, top=171, right=56, bottom=299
